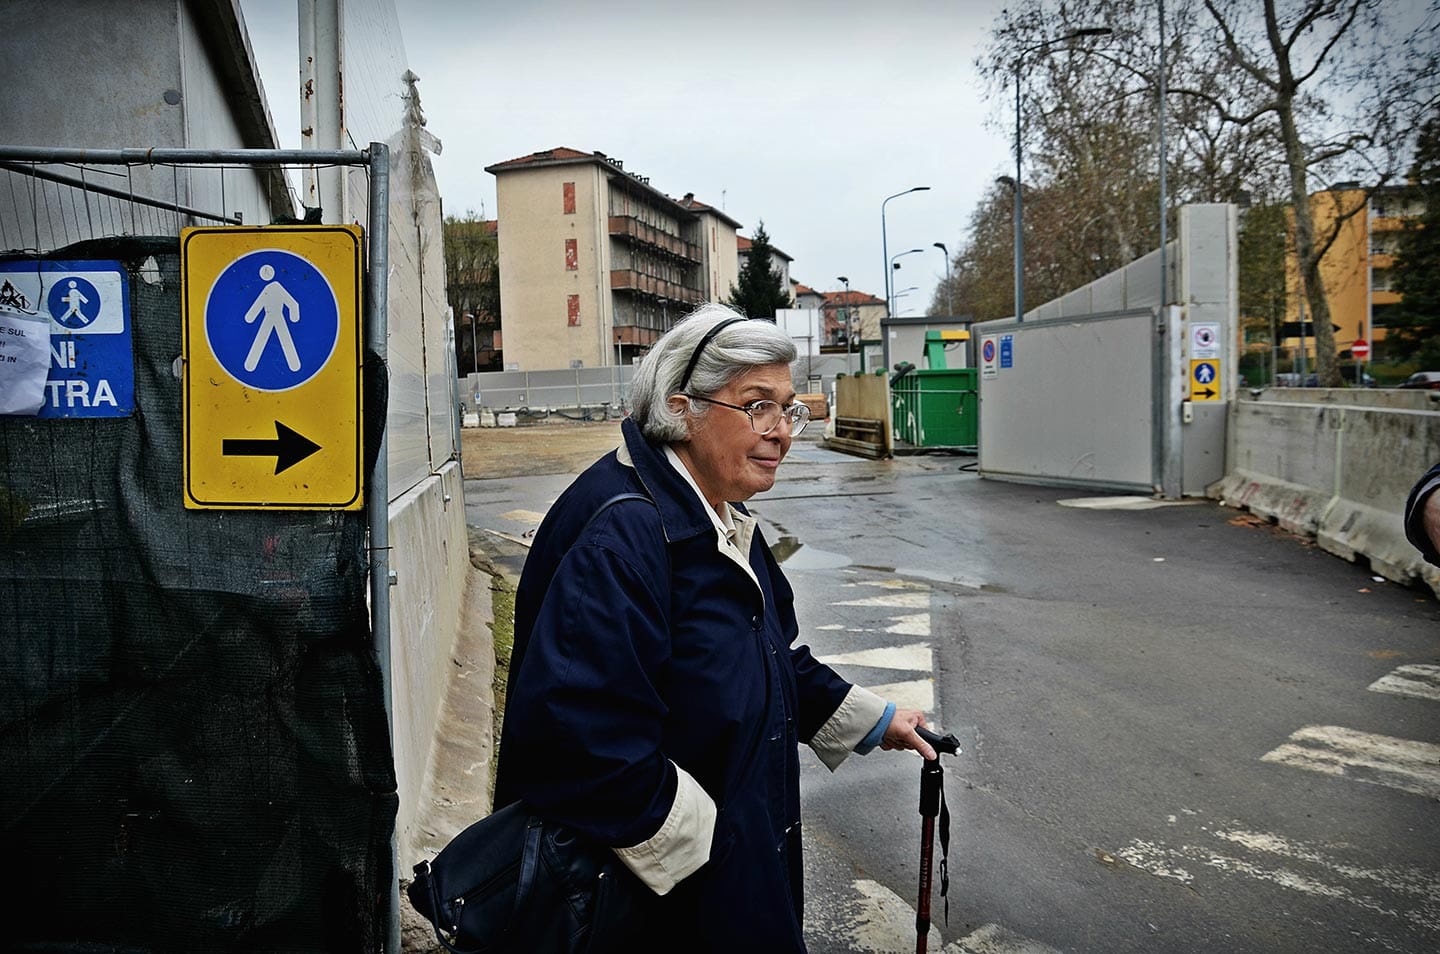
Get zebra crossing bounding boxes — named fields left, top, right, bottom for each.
left=812, top=575, right=940, bottom=720
left=809, top=588, right=1440, bottom=951
left=802, top=569, right=1064, bottom=954
left=1114, top=660, right=1440, bottom=938
left=1368, top=663, right=1440, bottom=703
left=1115, top=815, right=1440, bottom=935
left=1259, top=662, right=1440, bottom=800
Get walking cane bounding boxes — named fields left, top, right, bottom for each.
left=913, top=725, right=960, bottom=954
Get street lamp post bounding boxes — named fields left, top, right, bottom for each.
left=464, top=312, right=478, bottom=375
left=1011, top=27, right=1111, bottom=323
left=933, top=243, right=952, bottom=315
left=836, top=275, right=853, bottom=375
left=892, top=286, right=918, bottom=317
left=881, top=187, right=930, bottom=371
left=889, top=247, right=924, bottom=309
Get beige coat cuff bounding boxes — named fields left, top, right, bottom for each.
left=612, top=763, right=716, bottom=896
left=808, top=685, right=889, bottom=771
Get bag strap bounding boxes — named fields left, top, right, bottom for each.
left=580, top=492, right=655, bottom=535
left=508, top=492, right=657, bottom=692
left=512, top=817, right=546, bottom=928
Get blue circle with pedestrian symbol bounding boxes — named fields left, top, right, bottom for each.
left=47, top=275, right=102, bottom=328
left=1194, top=361, right=1217, bottom=385
left=206, top=249, right=339, bottom=392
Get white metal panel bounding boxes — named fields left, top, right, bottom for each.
left=978, top=311, right=1156, bottom=491
left=315, top=0, right=455, bottom=497
left=1090, top=270, right=1127, bottom=313
left=1123, top=247, right=1164, bottom=310
left=1058, top=285, right=1092, bottom=317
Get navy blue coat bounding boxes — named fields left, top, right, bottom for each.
left=494, top=418, right=853, bottom=950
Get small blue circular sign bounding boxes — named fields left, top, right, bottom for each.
left=206, top=249, right=339, bottom=391
left=982, top=339, right=997, bottom=362
left=47, top=275, right=102, bottom=328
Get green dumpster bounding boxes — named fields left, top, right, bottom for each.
left=891, top=368, right=978, bottom=448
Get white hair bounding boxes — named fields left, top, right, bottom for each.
left=629, top=303, right=797, bottom=442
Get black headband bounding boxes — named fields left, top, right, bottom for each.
left=677, top=316, right=746, bottom=393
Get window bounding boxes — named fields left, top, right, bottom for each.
left=563, top=182, right=576, bottom=215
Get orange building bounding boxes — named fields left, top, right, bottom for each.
left=1281, top=183, right=1420, bottom=362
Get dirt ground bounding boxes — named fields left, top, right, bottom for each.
left=460, top=420, right=624, bottom=479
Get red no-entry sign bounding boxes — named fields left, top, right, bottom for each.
left=1352, top=339, right=1371, bottom=359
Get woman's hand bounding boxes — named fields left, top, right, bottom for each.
left=880, top=707, right=937, bottom=760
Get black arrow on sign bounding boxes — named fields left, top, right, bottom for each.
left=223, top=421, right=321, bottom=474
left=1195, top=386, right=1217, bottom=399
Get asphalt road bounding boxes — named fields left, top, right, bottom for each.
left=463, top=433, right=1440, bottom=954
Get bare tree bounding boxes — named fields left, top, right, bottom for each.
left=978, top=0, right=1438, bottom=384
left=444, top=212, right=501, bottom=374
left=929, top=182, right=1017, bottom=322
left=1186, top=0, right=1437, bottom=383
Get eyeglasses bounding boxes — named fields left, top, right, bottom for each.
left=682, top=394, right=811, bottom=436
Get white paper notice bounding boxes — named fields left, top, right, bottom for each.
left=0, top=308, right=52, bottom=415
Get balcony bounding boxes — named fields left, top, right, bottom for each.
left=608, top=215, right=703, bottom=263
left=609, top=269, right=704, bottom=304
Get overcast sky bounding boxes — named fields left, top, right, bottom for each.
left=239, top=0, right=1015, bottom=316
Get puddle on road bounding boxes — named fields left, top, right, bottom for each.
left=771, top=535, right=852, bottom=569
left=853, top=563, right=1009, bottom=592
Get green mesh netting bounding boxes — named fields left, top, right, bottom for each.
left=1, top=238, right=396, bottom=953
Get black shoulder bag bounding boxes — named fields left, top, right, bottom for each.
left=407, top=493, right=658, bottom=954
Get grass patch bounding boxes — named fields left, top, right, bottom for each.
left=488, top=572, right=516, bottom=801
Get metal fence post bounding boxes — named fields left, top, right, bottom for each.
left=362, top=140, right=400, bottom=954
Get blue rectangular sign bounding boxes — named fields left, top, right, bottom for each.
left=0, top=260, right=134, bottom=418
left=1000, top=334, right=1014, bottom=369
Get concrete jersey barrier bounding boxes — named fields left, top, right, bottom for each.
left=1211, top=388, right=1440, bottom=597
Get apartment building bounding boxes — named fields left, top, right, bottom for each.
left=485, top=147, right=742, bottom=369
left=822, top=289, right=887, bottom=347
left=1279, top=182, right=1419, bottom=361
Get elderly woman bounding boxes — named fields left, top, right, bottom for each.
left=494, top=304, right=935, bottom=951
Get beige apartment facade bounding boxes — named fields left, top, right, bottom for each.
left=682, top=194, right=742, bottom=316
left=486, top=147, right=743, bottom=369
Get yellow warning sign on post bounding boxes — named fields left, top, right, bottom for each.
left=1190, top=359, right=1222, bottom=402
left=181, top=225, right=363, bottom=509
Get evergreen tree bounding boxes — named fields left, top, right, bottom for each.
left=1387, top=113, right=1440, bottom=367
left=727, top=221, right=792, bottom=319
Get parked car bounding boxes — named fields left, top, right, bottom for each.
left=1398, top=371, right=1440, bottom=390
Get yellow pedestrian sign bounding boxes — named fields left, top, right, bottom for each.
left=181, top=225, right=363, bottom=509
left=1190, top=359, right=1222, bottom=402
